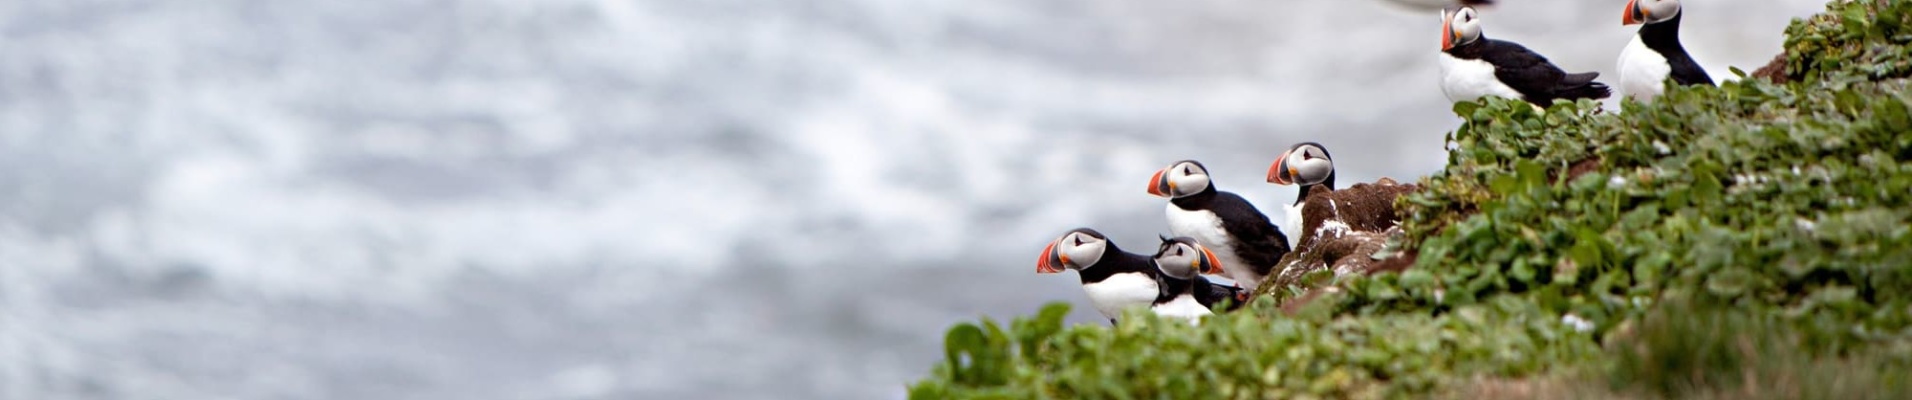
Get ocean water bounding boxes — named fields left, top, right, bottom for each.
left=0, top=0, right=1826, bottom=398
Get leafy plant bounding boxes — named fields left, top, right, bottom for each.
left=912, top=1, right=1912, bottom=397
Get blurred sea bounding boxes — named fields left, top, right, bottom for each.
left=0, top=0, right=1826, bottom=398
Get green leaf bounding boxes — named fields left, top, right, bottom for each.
left=1400, top=269, right=1437, bottom=291
left=1516, top=159, right=1548, bottom=191
left=1453, top=101, right=1481, bottom=117
left=944, top=323, right=1003, bottom=385
left=1705, top=268, right=1758, bottom=298
left=1510, top=258, right=1537, bottom=284
left=1692, top=169, right=1725, bottom=206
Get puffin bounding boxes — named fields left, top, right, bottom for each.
left=1438, top=6, right=1611, bottom=107
left=1149, top=236, right=1248, bottom=324
left=1146, top=160, right=1291, bottom=291
left=1618, top=0, right=1712, bottom=102
left=1264, top=142, right=1337, bottom=250
left=1036, top=228, right=1161, bottom=324
left=1376, top=0, right=1493, bottom=12
left=1267, top=143, right=1418, bottom=250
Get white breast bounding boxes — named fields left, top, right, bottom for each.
left=1080, top=272, right=1160, bottom=322
left=1439, top=52, right=1524, bottom=104
left=1617, top=34, right=1671, bottom=102
left=1150, top=294, right=1211, bottom=325
left=1281, top=202, right=1305, bottom=250
left=1165, top=204, right=1261, bottom=290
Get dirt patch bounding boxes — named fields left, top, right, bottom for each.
left=1750, top=52, right=1791, bottom=84
left=1567, top=156, right=1603, bottom=181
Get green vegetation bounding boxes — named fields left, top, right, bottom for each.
left=912, top=1, right=1912, bottom=398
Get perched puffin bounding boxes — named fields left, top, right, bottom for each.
left=1149, top=236, right=1248, bottom=324
left=1036, top=228, right=1161, bottom=324
left=1376, top=0, right=1493, bottom=12
left=1267, top=143, right=1418, bottom=250
left=1618, top=0, right=1712, bottom=102
left=1264, top=142, right=1337, bottom=250
left=1146, top=160, right=1291, bottom=291
left=1438, top=6, right=1611, bottom=107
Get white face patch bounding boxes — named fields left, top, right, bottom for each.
left=1449, top=8, right=1482, bottom=46
left=1152, top=243, right=1201, bottom=279
left=1168, top=162, right=1210, bottom=197
left=1060, top=233, right=1106, bottom=270
left=1641, top=0, right=1682, bottom=24
left=1279, top=147, right=1334, bottom=187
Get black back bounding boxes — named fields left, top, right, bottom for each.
left=1638, top=12, right=1713, bottom=86
left=1446, top=36, right=1611, bottom=104
left=1073, top=241, right=1159, bottom=285
left=1170, top=187, right=1292, bottom=278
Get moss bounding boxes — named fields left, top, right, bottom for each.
left=911, top=1, right=1912, bottom=398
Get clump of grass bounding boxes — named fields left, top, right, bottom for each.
left=1444, top=299, right=1912, bottom=400
left=1602, top=297, right=1912, bottom=399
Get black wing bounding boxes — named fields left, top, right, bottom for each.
left=1480, top=39, right=1569, bottom=100
left=1211, top=192, right=1291, bottom=278
left=1666, top=52, right=1714, bottom=86
left=1484, top=39, right=1610, bottom=103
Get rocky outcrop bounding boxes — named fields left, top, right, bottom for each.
left=1254, top=178, right=1421, bottom=294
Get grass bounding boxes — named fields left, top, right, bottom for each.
left=909, top=1, right=1912, bottom=398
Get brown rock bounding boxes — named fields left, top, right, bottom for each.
left=1294, top=181, right=1420, bottom=250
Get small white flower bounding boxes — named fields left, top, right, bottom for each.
left=1561, top=314, right=1594, bottom=332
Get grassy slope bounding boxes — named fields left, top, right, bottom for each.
left=910, top=1, right=1912, bottom=398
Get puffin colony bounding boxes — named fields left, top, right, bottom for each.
left=1036, top=0, right=1713, bottom=325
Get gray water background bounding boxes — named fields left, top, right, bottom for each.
left=0, top=0, right=1827, bottom=398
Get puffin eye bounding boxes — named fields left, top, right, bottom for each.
left=1073, top=235, right=1086, bottom=246
left=1175, top=246, right=1185, bottom=256
left=1182, top=166, right=1192, bottom=175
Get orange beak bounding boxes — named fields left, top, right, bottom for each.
left=1267, top=150, right=1295, bottom=185
left=1199, top=246, right=1224, bottom=275
left=1037, top=241, right=1065, bottom=273
left=1623, top=0, right=1644, bottom=25
left=1146, top=167, right=1172, bottom=198
left=1440, top=11, right=1456, bottom=51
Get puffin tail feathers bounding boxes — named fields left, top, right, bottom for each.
left=1560, top=72, right=1601, bottom=86
left=1558, top=82, right=1612, bottom=101
left=1556, top=72, right=1612, bottom=100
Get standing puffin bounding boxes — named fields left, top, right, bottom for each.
left=1150, top=236, right=1247, bottom=324
left=1264, top=142, right=1337, bottom=250
left=1146, top=160, right=1291, bottom=291
left=1438, top=6, right=1611, bottom=107
left=1376, top=0, right=1493, bottom=12
left=1036, top=228, right=1161, bottom=324
left=1618, top=0, right=1712, bottom=102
